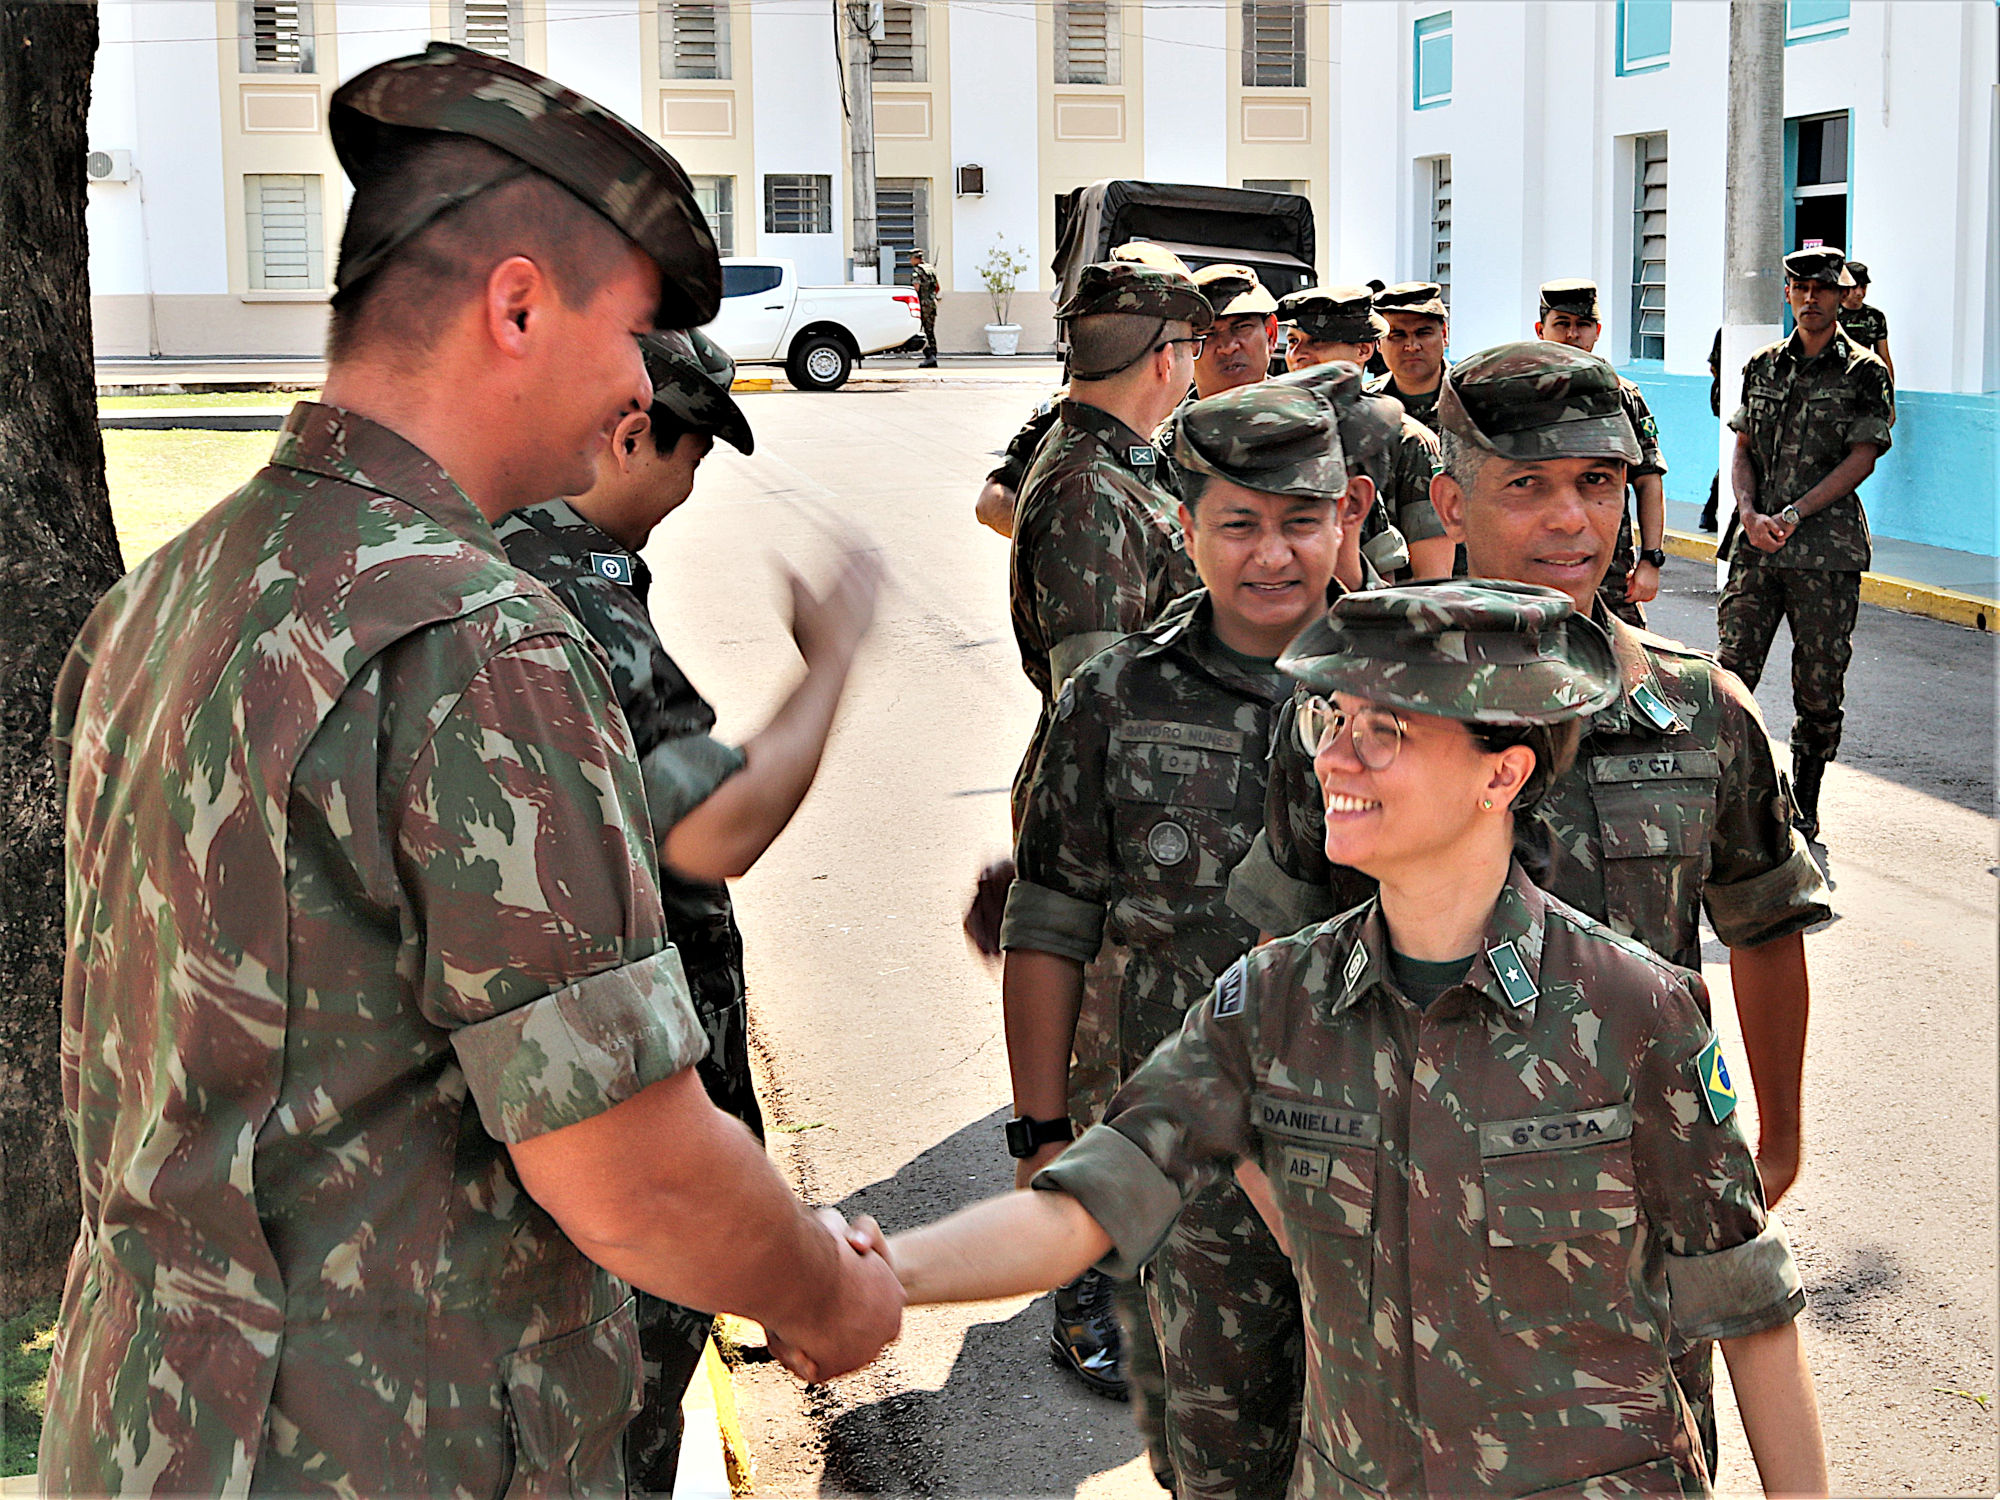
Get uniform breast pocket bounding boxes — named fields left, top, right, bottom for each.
left=1255, top=1095, right=1378, bottom=1339
left=1480, top=1108, right=1640, bottom=1337
left=1107, top=724, right=1245, bottom=884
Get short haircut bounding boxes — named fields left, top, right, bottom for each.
left=1068, top=313, right=1182, bottom=381
left=647, top=406, right=698, bottom=456
left=327, top=134, right=634, bottom=364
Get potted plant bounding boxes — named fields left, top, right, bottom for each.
left=979, top=237, right=1030, bottom=356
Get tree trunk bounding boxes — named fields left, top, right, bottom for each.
left=0, top=0, right=120, bottom=1316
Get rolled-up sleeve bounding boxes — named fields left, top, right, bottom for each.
left=1035, top=1125, right=1186, bottom=1277
left=1665, top=1216, right=1806, bottom=1341
left=1002, top=878, right=1106, bottom=964
left=641, top=732, right=747, bottom=840
left=1226, top=831, right=1337, bottom=937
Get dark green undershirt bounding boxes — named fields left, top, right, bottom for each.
left=1390, top=950, right=1476, bottom=1009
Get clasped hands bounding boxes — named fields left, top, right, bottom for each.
left=764, top=1208, right=905, bottom=1385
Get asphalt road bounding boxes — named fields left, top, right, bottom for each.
left=637, top=377, right=1997, bottom=1498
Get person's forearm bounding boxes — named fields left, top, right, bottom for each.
left=1634, top=474, right=1665, bottom=550
left=1723, top=1321, right=1829, bottom=1496
left=1003, top=949, right=1085, bottom=1121
left=662, top=657, right=851, bottom=881
left=1732, top=434, right=1760, bottom=517
left=1790, top=443, right=1881, bottom=520
left=890, top=1189, right=1111, bottom=1304
left=1406, top=535, right=1457, bottom=581
left=976, top=480, right=1018, bottom=538
left=1728, top=930, right=1809, bottom=1205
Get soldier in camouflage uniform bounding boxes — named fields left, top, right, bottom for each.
left=41, top=44, right=901, bottom=1496
left=1227, top=341, right=1831, bottom=1475
left=1837, top=260, right=1893, bottom=382
left=1534, top=279, right=1669, bottom=628
left=1367, top=281, right=1451, bottom=427
left=1720, top=247, right=1895, bottom=843
left=1153, top=265, right=1281, bottom=503
left=1278, top=285, right=1451, bottom=582
left=912, top=246, right=941, bottom=367
left=1002, top=368, right=1402, bottom=1497
left=886, top=582, right=1829, bottom=1499
left=496, top=328, right=883, bottom=1492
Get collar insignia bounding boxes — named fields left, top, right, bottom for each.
left=1486, top=940, right=1538, bottom=1008
left=1630, top=681, right=1680, bottom=732
left=589, top=551, right=635, bottom=586
left=1127, top=444, right=1157, bottom=468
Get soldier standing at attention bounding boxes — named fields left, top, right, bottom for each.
left=1720, top=247, right=1895, bottom=844
left=1837, top=260, right=1894, bottom=383
left=1002, top=368, right=1400, bottom=1497
left=1368, top=281, right=1451, bottom=427
left=1535, top=278, right=1670, bottom=626
left=41, top=45, right=900, bottom=1496
left=1278, top=285, right=1453, bottom=582
left=883, top=581, right=1830, bottom=1500
left=1228, top=343, right=1831, bottom=1476
left=911, top=245, right=941, bottom=368
left=496, top=329, right=883, bottom=1492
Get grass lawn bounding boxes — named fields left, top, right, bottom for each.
left=1, top=1302, right=57, bottom=1480
left=104, top=429, right=277, bottom=564
left=99, top=389, right=317, bottom=411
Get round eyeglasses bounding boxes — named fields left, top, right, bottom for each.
left=1296, top=695, right=1406, bottom=771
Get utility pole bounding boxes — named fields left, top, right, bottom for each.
left=1718, top=0, right=1785, bottom=556
left=845, top=0, right=881, bottom=284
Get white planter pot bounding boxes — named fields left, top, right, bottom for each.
left=984, top=323, right=1022, bottom=357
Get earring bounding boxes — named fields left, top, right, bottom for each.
left=1481, top=798, right=1494, bottom=810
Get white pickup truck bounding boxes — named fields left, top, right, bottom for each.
left=705, top=258, right=924, bottom=391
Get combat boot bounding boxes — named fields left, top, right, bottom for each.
left=1050, top=1266, right=1127, bottom=1399
left=1791, top=754, right=1826, bottom=843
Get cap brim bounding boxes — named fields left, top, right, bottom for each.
left=653, top=385, right=756, bottom=455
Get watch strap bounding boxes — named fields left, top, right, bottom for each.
left=1005, top=1113, right=1076, bottom=1158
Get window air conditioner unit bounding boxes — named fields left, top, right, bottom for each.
left=955, top=164, right=985, bottom=197
left=87, top=150, right=134, bottom=183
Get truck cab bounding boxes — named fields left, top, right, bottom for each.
left=706, top=258, right=924, bottom=390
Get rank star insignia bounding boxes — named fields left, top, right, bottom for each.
left=1127, top=444, right=1157, bottom=468
left=1486, top=940, right=1538, bottom=1007
left=1692, top=1036, right=1739, bottom=1123
left=589, top=552, right=635, bottom=585
left=1630, top=681, right=1681, bottom=732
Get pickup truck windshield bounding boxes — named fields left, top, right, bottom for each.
left=723, top=264, right=784, bottom=298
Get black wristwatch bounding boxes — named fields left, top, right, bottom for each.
left=1004, top=1113, right=1075, bottom=1159
left=1638, top=546, right=1668, bottom=568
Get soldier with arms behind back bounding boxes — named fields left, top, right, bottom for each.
left=40, top=44, right=899, bottom=1497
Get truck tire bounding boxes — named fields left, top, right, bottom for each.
left=786, top=334, right=853, bottom=391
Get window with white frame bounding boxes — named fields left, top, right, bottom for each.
left=1630, top=134, right=1667, bottom=360
left=1242, top=0, right=1305, bottom=88
left=692, top=175, right=735, bottom=256
left=246, top=174, right=324, bottom=290
left=765, top=175, right=833, bottom=235
left=240, top=0, right=314, bottom=72
left=663, top=1, right=730, bottom=78
left=1616, top=0, right=1671, bottom=74
left=874, top=3, right=928, bottom=82
left=1785, top=0, right=1848, bottom=44
left=452, top=0, right=522, bottom=59
left=876, top=179, right=931, bottom=285
left=1055, top=0, right=1120, bottom=85
left=1413, top=12, right=1451, bottom=109
left=1426, top=156, right=1452, bottom=306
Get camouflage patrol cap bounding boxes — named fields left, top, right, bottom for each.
left=1271, top=360, right=1406, bottom=473
left=1278, top=580, right=1619, bottom=726
left=1172, top=368, right=1354, bottom=500
left=641, top=328, right=753, bottom=454
left=1278, top=285, right=1388, bottom=344
left=1782, top=247, right=1856, bottom=287
left=1435, top=341, right=1641, bottom=463
left=1538, top=278, right=1602, bottom=320
left=1110, top=240, right=1193, bottom=277
left=1843, top=259, right=1870, bottom=285
left=1058, top=261, right=1214, bottom=330
left=1193, top=263, right=1280, bottom=317
left=330, top=42, right=720, bottom=328
left=1374, top=281, right=1448, bottom=321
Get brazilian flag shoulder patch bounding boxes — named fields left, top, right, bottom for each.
left=1691, top=1036, right=1739, bottom=1124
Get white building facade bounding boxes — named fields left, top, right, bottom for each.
left=85, top=0, right=1998, bottom=556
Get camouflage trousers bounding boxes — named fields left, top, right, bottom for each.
left=920, top=308, right=939, bottom=360
left=1139, top=1178, right=1305, bottom=1500
left=1716, top=559, right=1861, bottom=762
left=626, top=991, right=764, bottom=1495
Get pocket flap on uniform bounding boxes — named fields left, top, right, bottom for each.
left=499, top=1297, right=642, bottom=1488
left=1587, top=765, right=1716, bottom=861
left=1107, top=723, right=1242, bottom=808
left=1482, top=1131, right=1638, bottom=1247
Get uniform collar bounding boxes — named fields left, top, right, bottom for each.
left=1329, top=861, right=1551, bottom=1028
left=505, top=497, right=653, bottom=596
left=1061, top=399, right=1167, bottom=482
left=1134, top=589, right=1293, bottom=700
left=271, top=402, right=501, bottom=556
left=1587, top=606, right=1688, bottom=738
left=1778, top=323, right=1855, bottom=372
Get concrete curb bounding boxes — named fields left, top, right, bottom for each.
left=1663, top=528, right=1997, bottom=632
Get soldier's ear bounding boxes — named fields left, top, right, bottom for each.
left=1430, top=472, right=1468, bottom=542
left=612, top=410, right=653, bottom=471
left=1336, top=474, right=1375, bottom=535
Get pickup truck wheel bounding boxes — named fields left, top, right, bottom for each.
left=787, top=335, right=853, bottom=391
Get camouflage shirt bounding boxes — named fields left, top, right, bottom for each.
left=912, top=260, right=940, bottom=313
left=495, top=500, right=759, bottom=1132
left=1360, top=412, right=1446, bottom=550
left=1010, top=399, right=1199, bottom=817
left=1366, top=365, right=1447, bottom=427
left=1002, top=591, right=1283, bottom=1082
left=1837, top=302, right=1889, bottom=352
left=1228, top=611, right=1831, bottom=971
left=1042, top=864, right=1804, bottom=1499
left=44, top=405, right=706, bottom=1497
left=1728, top=326, right=1896, bottom=570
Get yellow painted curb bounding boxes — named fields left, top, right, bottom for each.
left=1664, top=528, right=1996, bottom=632
left=729, top=377, right=775, bottom=393
left=704, top=1336, right=755, bottom=1495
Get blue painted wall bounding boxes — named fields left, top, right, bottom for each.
left=1621, top=366, right=2000, bottom=559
